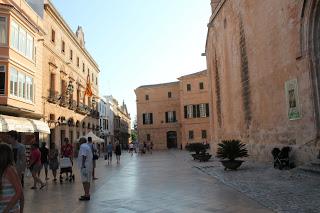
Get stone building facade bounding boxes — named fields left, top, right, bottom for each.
left=0, top=0, right=49, bottom=145
left=42, top=1, right=100, bottom=151
left=205, top=0, right=320, bottom=164
left=135, top=70, right=210, bottom=150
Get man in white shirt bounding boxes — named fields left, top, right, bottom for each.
left=77, top=137, right=93, bottom=201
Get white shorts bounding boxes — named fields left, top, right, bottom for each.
left=80, top=167, right=92, bottom=183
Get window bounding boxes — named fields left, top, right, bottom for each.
left=147, top=134, right=151, bottom=141
left=10, top=68, right=18, bottom=96
left=10, top=20, right=34, bottom=60
left=11, top=21, right=18, bottom=49
left=103, top=119, right=107, bottom=130
left=92, top=73, right=94, bottom=81
left=202, top=130, right=207, bottom=139
left=0, top=65, right=5, bottom=95
left=18, top=28, right=26, bottom=55
left=82, top=63, right=85, bottom=72
left=188, top=130, right=194, bottom=140
left=26, top=34, right=33, bottom=59
left=51, top=29, right=55, bottom=43
left=143, top=113, right=153, bottom=125
left=96, top=77, right=98, bottom=85
left=18, top=72, right=25, bottom=98
left=145, top=95, right=149, bottom=100
left=107, top=120, right=109, bottom=129
left=10, top=67, right=33, bottom=101
left=0, top=17, right=7, bottom=45
left=25, top=76, right=33, bottom=101
left=187, top=84, right=191, bottom=91
left=199, top=82, right=204, bottom=90
left=77, top=57, right=79, bottom=67
left=187, top=105, right=193, bottom=118
left=168, top=92, right=171, bottom=98
left=61, top=40, right=65, bottom=53
left=165, top=111, right=176, bottom=123
left=70, top=49, right=73, bottom=61
left=199, top=104, right=206, bottom=117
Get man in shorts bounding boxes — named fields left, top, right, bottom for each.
left=77, top=137, right=93, bottom=201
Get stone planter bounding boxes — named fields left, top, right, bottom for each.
left=220, top=160, right=244, bottom=170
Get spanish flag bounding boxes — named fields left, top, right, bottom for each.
left=84, top=74, right=93, bottom=97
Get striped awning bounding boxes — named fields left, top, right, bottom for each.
left=0, top=115, right=50, bottom=134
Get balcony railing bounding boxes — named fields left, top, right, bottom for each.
left=68, top=100, right=77, bottom=111
left=59, top=95, right=69, bottom=107
left=76, top=103, right=87, bottom=115
left=47, top=90, right=60, bottom=104
left=90, top=109, right=99, bottom=119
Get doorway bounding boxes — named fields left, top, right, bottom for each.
left=167, top=131, right=177, bottom=149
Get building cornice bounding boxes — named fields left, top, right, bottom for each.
left=44, top=1, right=100, bottom=72
left=0, top=3, right=45, bottom=35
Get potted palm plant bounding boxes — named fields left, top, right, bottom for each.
left=216, top=139, right=249, bottom=170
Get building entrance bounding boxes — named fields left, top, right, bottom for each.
left=167, top=131, right=177, bottom=149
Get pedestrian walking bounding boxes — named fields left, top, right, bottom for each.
left=49, top=143, right=59, bottom=182
left=115, top=142, right=121, bottom=164
left=106, top=142, right=113, bottom=165
left=150, top=141, right=153, bottom=154
left=6, top=130, right=26, bottom=187
left=0, top=143, right=24, bottom=213
left=77, top=137, right=93, bottom=201
left=29, top=143, right=46, bottom=190
left=129, top=143, right=134, bottom=156
left=39, top=142, right=49, bottom=180
left=88, top=137, right=98, bottom=180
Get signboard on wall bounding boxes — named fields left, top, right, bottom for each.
left=285, top=79, right=301, bottom=120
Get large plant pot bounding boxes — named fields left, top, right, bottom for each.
left=220, top=160, right=244, bottom=170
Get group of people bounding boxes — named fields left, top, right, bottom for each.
left=105, top=142, right=122, bottom=165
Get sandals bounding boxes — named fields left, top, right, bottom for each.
left=40, top=184, right=46, bottom=189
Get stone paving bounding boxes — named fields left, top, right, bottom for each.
left=24, top=151, right=272, bottom=213
left=180, top=151, right=320, bottom=213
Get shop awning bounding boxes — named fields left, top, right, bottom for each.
left=0, top=115, right=50, bottom=134
left=29, top=119, right=51, bottom=134
left=0, top=115, right=34, bottom=133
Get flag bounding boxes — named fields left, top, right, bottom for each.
left=84, top=73, right=93, bottom=97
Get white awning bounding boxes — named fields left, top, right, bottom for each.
left=29, top=119, right=51, bottom=134
left=0, top=115, right=50, bottom=134
left=0, top=115, right=34, bottom=133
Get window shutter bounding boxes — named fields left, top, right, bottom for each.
left=165, top=112, right=168, bottom=123
left=197, top=105, right=200, bottom=118
left=173, top=111, right=176, bottom=122
left=143, top=113, right=146, bottom=124
left=184, top=106, right=187, bottom=118
left=150, top=113, right=153, bottom=124
left=192, top=105, right=196, bottom=118
left=206, top=103, right=209, bottom=117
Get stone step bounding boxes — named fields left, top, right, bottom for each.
left=310, top=160, right=320, bottom=166
left=299, top=164, right=320, bottom=174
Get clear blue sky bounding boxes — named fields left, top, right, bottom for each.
left=52, top=0, right=211, bottom=120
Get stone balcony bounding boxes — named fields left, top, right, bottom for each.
left=59, top=96, right=69, bottom=108
left=68, top=100, right=77, bottom=111
left=47, top=90, right=60, bottom=104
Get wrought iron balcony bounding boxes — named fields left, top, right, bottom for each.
left=90, top=109, right=100, bottom=119
left=68, top=100, right=77, bottom=111
left=47, top=90, right=60, bottom=104
left=59, top=95, right=69, bottom=107
left=76, top=102, right=87, bottom=115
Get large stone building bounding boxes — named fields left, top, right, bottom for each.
left=0, top=0, right=101, bottom=153
left=42, top=1, right=100, bottom=151
left=0, top=0, right=49, bottom=145
left=135, top=70, right=210, bottom=150
left=205, top=0, right=320, bottom=164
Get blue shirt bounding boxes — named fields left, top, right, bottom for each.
left=107, top=144, right=113, bottom=153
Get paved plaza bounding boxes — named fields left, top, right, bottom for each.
left=24, top=151, right=272, bottom=213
